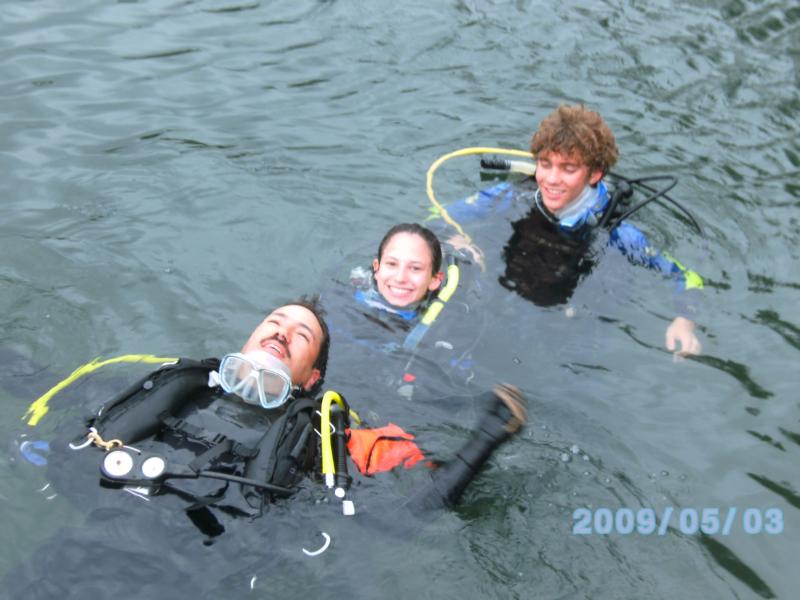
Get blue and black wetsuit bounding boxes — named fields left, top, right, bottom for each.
left=430, top=178, right=703, bottom=317
left=322, top=262, right=485, bottom=416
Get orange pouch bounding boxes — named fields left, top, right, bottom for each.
left=346, top=423, right=425, bottom=475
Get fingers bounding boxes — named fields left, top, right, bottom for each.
left=494, top=383, right=528, bottom=433
left=671, top=334, right=702, bottom=362
left=665, top=331, right=676, bottom=352
left=665, top=318, right=701, bottom=360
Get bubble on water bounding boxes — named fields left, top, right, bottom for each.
left=661, top=470, right=669, bottom=477
left=565, top=306, right=576, bottom=318
left=560, top=452, right=571, bottom=463
left=582, top=454, right=590, bottom=461
left=570, top=444, right=580, bottom=454
left=513, top=357, right=521, bottom=364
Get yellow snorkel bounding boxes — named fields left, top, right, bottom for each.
left=319, top=390, right=360, bottom=492
left=23, top=354, right=180, bottom=427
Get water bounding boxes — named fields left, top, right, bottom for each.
left=1, top=0, right=798, bottom=597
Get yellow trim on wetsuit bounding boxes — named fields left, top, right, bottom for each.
left=663, top=252, right=704, bottom=291
left=23, top=354, right=180, bottom=427
left=420, top=263, right=460, bottom=326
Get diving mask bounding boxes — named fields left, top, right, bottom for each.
left=218, top=351, right=293, bottom=409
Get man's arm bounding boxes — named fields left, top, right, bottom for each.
left=609, top=222, right=704, bottom=357
left=347, top=384, right=527, bottom=510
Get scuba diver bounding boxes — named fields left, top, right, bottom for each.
left=438, top=104, right=704, bottom=358
left=323, top=223, right=485, bottom=413
left=4, top=298, right=527, bottom=598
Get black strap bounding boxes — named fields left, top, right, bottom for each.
left=188, top=439, right=233, bottom=473
left=160, top=413, right=258, bottom=460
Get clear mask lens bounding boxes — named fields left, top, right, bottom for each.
left=218, top=352, right=292, bottom=409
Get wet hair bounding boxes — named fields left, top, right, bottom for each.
left=530, top=104, right=619, bottom=175
left=375, top=223, right=443, bottom=275
left=284, top=294, right=330, bottom=390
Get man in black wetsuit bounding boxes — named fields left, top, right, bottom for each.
left=4, top=298, right=527, bottom=598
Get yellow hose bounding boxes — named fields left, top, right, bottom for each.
left=319, top=390, right=361, bottom=486
left=426, top=146, right=534, bottom=243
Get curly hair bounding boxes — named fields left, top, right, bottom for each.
left=530, top=105, right=619, bottom=174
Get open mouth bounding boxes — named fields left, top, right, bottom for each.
left=387, top=285, right=415, bottom=300
left=262, top=339, right=289, bottom=359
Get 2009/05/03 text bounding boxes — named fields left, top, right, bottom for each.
left=572, top=507, right=784, bottom=536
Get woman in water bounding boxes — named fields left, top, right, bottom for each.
left=357, top=222, right=445, bottom=318
left=324, top=222, right=482, bottom=416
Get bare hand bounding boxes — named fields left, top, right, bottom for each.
left=447, top=234, right=486, bottom=270
left=665, top=316, right=702, bottom=360
left=494, top=383, right=528, bottom=434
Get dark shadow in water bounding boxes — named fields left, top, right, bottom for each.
left=747, top=473, right=800, bottom=510
left=746, top=430, right=786, bottom=452
left=747, top=271, right=800, bottom=294
left=691, top=355, right=774, bottom=400
left=697, top=535, right=776, bottom=599
left=778, top=427, right=800, bottom=448
left=204, top=3, right=260, bottom=14
left=747, top=309, right=800, bottom=352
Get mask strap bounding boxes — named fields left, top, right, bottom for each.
left=208, top=371, right=222, bottom=388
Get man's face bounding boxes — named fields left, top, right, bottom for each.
left=241, top=304, right=323, bottom=391
left=535, top=151, right=603, bottom=214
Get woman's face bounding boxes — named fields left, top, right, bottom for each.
left=372, top=232, right=443, bottom=307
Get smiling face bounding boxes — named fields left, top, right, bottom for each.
left=535, top=151, right=604, bottom=214
left=240, top=304, right=323, bottom=391
left=372, top=232, right=444, bottom=307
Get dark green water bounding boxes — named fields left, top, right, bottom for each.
left=1, top=1, right=798, bottom=598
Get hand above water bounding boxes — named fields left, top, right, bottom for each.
left=446, top=234, right=486, bottom=270
left=665, top=316, right=702, bottom=360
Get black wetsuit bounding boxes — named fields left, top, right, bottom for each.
left=2, top=358, right=521, bottom=599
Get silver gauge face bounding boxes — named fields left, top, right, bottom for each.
left=141, top=456, right=166, bottom=479
left=103, top=450, right=134, bottom=478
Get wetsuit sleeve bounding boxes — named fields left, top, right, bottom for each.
left=426, top=181, right=517, bottom=227
left=609, top=222, right=704, bottom=320
left=404, top=386, right=525, bottom=511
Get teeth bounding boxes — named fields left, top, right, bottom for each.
left=265, top=343, right=285, bottom=356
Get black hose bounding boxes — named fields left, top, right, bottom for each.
left=598, top=179, right=633, bottom=229
left=607, top=172, right=704, bottom=236
left=196, top=470, right=294, bottom=495
left=480, top=156, right=512, bottom=171
left=331, top=405, right=351, bottom=492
